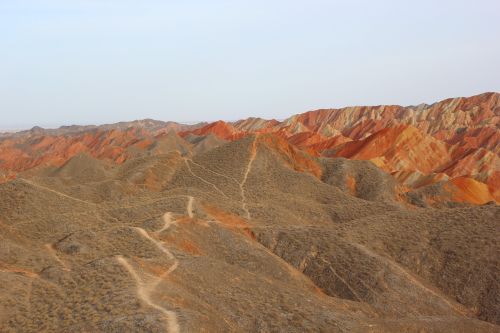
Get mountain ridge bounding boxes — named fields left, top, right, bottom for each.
left=1, top=91, right=497, bottom=204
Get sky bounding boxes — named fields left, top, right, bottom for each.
left=1, top=0, right=499, bottom=129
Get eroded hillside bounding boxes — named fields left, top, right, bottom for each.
left=0, top=93, right=499, bottom=332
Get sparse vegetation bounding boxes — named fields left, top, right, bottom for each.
left=0, top=135, right=498, bottom=332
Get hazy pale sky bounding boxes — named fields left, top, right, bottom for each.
left=1, top=0, right=499, bottom=129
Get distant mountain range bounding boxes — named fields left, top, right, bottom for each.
left=0, top=119, right=206, bottom=138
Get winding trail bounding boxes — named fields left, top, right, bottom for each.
left=113, top=138, right=255, bottom=331
left=133, top=227, right=177, bottom=264
left=116, top=256, right=180, bottom=333
left=239, top=137, right=257, bottom=219
left=115, top=197, right=195, bottom=333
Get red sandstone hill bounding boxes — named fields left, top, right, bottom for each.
left=179, top=120, right=245, bottom=141
left=278, top=91, right=499, bottom=140
left=0, top=92, right=498, bottom=204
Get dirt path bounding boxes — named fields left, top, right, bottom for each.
left=116, top=255, right=180, bottom=333
left=184, top=159, right=228, bottom=198
left=186, top=196, right=194, bottom=218
left=239, top=137, right=257, bottom=219
left=320, top=257, right=363, bottom=302
left=185, top=136, right=257, bottom=221
left=115, top=197, right=196, bottom=332
left=157, top=213, right=176, bottom=234
left=187, top=159, right=239, bottom=185
left=0, top=266, right=38, bottom=278
left=19, top=178, right=95, bottom=206
left=44, top=243, right=70, bottom=271
left=133, top=227, right=177, bottom=264
left=352, top=243, right=469, bottom=316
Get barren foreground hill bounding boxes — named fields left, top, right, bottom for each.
left=0, top=93, right=499, bottom=332
left=0, top=134, right=498, bottom=332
